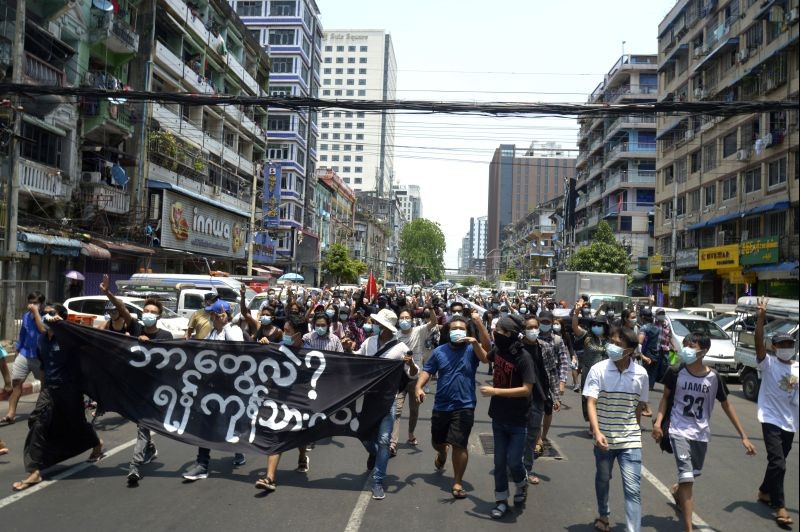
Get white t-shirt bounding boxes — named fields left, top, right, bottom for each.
left=207, top=323, right=244, bottom=342
left=757, top=355, right=799, bottom=433
left=397, top=323, right=435, bottom=368
left=354, top=336, right=416, bottom=378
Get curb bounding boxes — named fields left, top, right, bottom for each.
left=0, top=379, right=41, bottom=402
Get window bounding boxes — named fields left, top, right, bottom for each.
left=267, top=143, right=290, bottom=160
left=343, top=166, right=351, bottom=172
left=322, top=89, right=330, bottom=96
left=620, top=216, right=632, bottom=231
left=331, top=155, right=339, bottom=161
left=358, top=79, right=366, bottom=86
left=19, top=123, right=61, bottom=166
left=324, top=57, right=332, bottom=64
left=745, top=21, right=763, bottom=49
left=744, top=167, right=761, bottom=193
left=332, top=133, right=340, bottom=139
left=323, top=79, right=331, bottom=85
left=354, top=166, right=362, bottom=173
left=722, top=175, right=737, bottom=201
left=344, top=122, right=352, bottom=129
left=236, top=1, right=262, bottom=16
left=320, top=155, right=327, bottom=161
left=690, top=150, right=701, bottom=173
left=355, top=145, right=364, bottom=151
left=348, top=57, right=356, bottom=64
left=348, top=45, right=356, bottom=52
left=269, top=1, right=295, bottom=16
left=356, top=134, right=364, bottom=140
left=267, top=114, right=291, bottom=131
left=320, top=122, right=329, bottom=128
left=767, top=211, right=785, bottom=235
left=336, top=57, right=344, bottom=63
left=356, top=122, right=364, bottom=129
left=324, top=45, right=332, bottom=52
left=271, top=57, right=294, bottom=73
left=347, top=68, right=355, bottom=74
left=677, top=194, right=686, bottom=216
left=702, top=142, right=716, bottom=171
left=743, top=216, right=761, bottom=239
left=346, top=90, right=354, bottom=96
left=689, top=188, right=701, bottom=211
left=343, top=155, right=351, bottom=161
left=334, top=79, right=342, bottom=85
left=359, top=57, right=367, bottom=63
left=354, top=178, right=362, bottom=184
left=323, top=68, right=331, bottom=74
left=344, top=144, right=351, bottom=151
left=269, top=85, right=292, bottom=96
left=768, top=157, right=787, bottom=187
left=334, top=90, right=342, bottom=96
left=332, top=122, right=341, bottom=129
left=346, top=79, right=354, bottom=85
left=319, top=143, right=328, bottom=150
left=722, top=131, right=737, bottom=158
left=335, top=68, right=343, bottom=74
left=320, top=133, right=328, bottom=139
left=343, top=177, right=350, bottom=183
left=357, top=90, right=366, bottom=96
left=332, top=144, right=340, bottom=151
left=359, top=68, right=367, bottom=75
left=704, top=184, right=716, bottom=206
left=249, top=29, right=262, bottom=43
left=355, top=156, right=363, bottom=162
left=268, top=29, right=294, bottom=45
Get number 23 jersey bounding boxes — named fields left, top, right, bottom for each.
left=663, top=365, right=728, bottom=442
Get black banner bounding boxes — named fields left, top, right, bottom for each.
left=53, top=323, right=404, bottom=455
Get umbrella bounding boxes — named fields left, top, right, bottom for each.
left=365, top=271, right=378, bottom=302
left=278, top=272, right=304, bottom=282
left=65, top=270, right=85, bottom=281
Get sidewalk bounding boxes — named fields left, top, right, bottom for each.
left=0, top=353, right=41, bottom=402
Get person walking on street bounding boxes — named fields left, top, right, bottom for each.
left=415, top=311, right=489, bottom=500
left=184, top=292, right=217, bottom=340
left=572, top=301, right=610, bottom=427
left=302, top=312, right=344, bottom=352
left=1, top=291, right=47, bottom=426
left=753, top=297, right=798, bottom=528
left=479, top=313, right=536, bottom=519
left=638, top=308, right=663, bottom=417
left=583, top=328, right=649, bottom=532
left=344, top=309, right=417, bottom=500
left=534, top=310, right=568, bottom=456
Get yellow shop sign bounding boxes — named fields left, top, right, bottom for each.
left=699, top=244, right=739, bottom=270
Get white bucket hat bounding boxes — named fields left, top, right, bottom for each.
left=370, top=308, right=398, bottom=333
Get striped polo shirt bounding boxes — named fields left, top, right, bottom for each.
left=583, top=358, right=650, bottom=450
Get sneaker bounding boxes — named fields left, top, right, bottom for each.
left=297, top=455, right=310, bottom=473
left=366, top=453, right=376, bottom=471
left=182, top=462, right=209, bottom=481
left=233, top=453, right=246, bottom=466
left=127, top=465, right=141, bottom=485
left=573, top=385, right=581, bottom=393
left=371, top=484, right=386, bottom=500
left=141, top=443, right=158, bottom=465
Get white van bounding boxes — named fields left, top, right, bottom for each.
left=120, top=273, right=256, bottom=305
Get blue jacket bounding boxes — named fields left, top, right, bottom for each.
left=16, top=311, right=41, bottom=359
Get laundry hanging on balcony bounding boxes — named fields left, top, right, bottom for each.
left=111, top=162, right=128, bottom=186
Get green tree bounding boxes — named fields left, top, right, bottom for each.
left=500, top=265, right=519, bottom=281
left=567, top=220, right=631, bottom=275
left=478, top=280, right=492, bottom=288
left=321, top=243, right=367, bottom=284
left=462, top=276, right=477, bottom=287
left=399, top=218, right=446, bottom=283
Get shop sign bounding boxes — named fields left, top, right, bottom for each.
left=675, top=248, right=698, bottom=269
left=263, top=164, right=282, bottom=229
left=699, top=244, right=739, bottom=270
left=740, top=237, right=779, bottom=266
left=649, top=254, right=663, bottom=274
left=728, top=270, right=755, bottom=284
left=161, top=190, right=247, bottom=258
left=252, top=233, right=277, bottom=264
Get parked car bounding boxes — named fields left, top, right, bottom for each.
left=64, top=296, right=188, bottom=339
left=665, top=312, right=737, bottom=377
left=681, top=303, right=737, bottom=320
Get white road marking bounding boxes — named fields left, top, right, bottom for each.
left=641, top=465, right=713, bottom=531
left=0, top=438, right=136, bottom=510
left=343, top=476, right=374, bottom=532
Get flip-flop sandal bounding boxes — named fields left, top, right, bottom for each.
left=407, top=437, right=418, bottom=446
left=0, top=416, right=15, bottom=426
left=490, top=502, right=509, bottom=519
left=528, top=475, right=540, bottom=485
left=593, top=517, right=610, bottom=531
left=434, top=454, right=446, bottom=471
left=451, top=487, right=467, bottom=499
left=86, top=450, right=105, bottom=463
left=11, top=479, right=41, bottom=492
left=775, top=513, right=794, bottom=527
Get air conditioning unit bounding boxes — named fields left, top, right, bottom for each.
left=81, top=171, right=102, bottom=183
left=736, top=149, right=750, bottom=161
left=685, top=129, right=695, bottom=140
left=788, top=8, right=799, bottom=24
left=738, top=48, right=749, bottom=62
left=702, top=43, right=710, bottom=54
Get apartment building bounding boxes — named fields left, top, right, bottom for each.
left=571, top=54, right=658, bottom=282
left=656, top=0, right=799, bottom=303
left=233, top=0, right=323, bottom=277
left=392, top=182, right=422, bottom=222
left=315, top=166, right=355, bottom=261
left=497, top=196, right=561, bottom=283
left=353, top=190, right=405, bottom=280
left=318, top=30, right=397, bottom=196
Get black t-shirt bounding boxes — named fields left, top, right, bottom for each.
left=255, top=326, right=283, bottom=343
left=106, top=318, right=141, bottom=336
left=523, top=342, right=551, bottom=404
left=140, top=328, right=173, bottom=341
left=487, top=343, right=537, bottom=425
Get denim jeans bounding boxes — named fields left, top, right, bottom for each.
left=362, top=402, right=395, bottom=487
left=493, top=420, right=528, bottom=501
left=594, top=446, right=642, bottom=532
left=522, top=400, right=545, bottom=473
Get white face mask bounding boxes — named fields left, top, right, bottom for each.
left=776, top=348, right=796, bottom=361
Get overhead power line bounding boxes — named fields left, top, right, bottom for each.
left=1, top=84, right=795, bottom=117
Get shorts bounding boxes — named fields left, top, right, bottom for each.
left=670, top=435, right=707, bottom=483
left=431, top=408, right=474, bottom=449
left=11, top=355, right=43, bottom=382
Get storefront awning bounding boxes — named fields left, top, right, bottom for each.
left=682, top=272, right=710, bottom=282
left=94, top=239, right=155, bottom=256
left=746, top=261, right=799, bottom=281
left=746, top=261, right=799, bottom=272
left=687, top=210, right=746, bottom=230
left=17, top=231, right=82, bottom=257
left=81, top=242, right=112, bottom=259
left=745, top=201, right=791, bottom=216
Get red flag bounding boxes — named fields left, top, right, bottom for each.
left=365, top=271, right=378, bottom=302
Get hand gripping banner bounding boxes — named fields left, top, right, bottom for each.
left=53, top=323, right=404, bottom=455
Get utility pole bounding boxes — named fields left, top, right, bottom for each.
left=2, top=0, right=25, bottom=341
left=246, top=164, right=261, bottom=276
left=669, top=175, right=678, bottom=305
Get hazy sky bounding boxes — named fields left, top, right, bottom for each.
left=317, top=0, right=677, bottom=270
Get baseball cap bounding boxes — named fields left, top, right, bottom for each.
left=771, top=333, right=795, bottom=345
left=205, top=300, right=231, bottom=314
left=203, top=292, right=218, bottom=303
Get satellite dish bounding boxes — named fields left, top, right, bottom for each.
left=92, top=0, right=114, bottom=11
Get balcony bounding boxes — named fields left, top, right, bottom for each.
left=91, top=14, right=139, bottom=55
left=589, top=159, right=604, bottom=179
left=83, top=98, right=132, bottom=137
left=19, top=158, right=66, bottom=198
left=587, top=213, right=600, bottom=227
left=604, top=141, right=656, bottom=167
left=154, top=41, right=214, bottom=94
left=225, top=53, right=259, bottom=95
left=605, top=85, right=657, bottom=104
left=603, top=201, right=653, bottom=217
left=24, top=52, right=65, bottom=86
left=162, top=0, right=224, bottom=52
left=83, top=182, right=131, bottom=214
left=605, top=115, right=657, bottom=137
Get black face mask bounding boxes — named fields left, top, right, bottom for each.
left=494, top=333, right=515, bottom=353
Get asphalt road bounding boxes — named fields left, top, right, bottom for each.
left=0, top=373, right=796, bottom=532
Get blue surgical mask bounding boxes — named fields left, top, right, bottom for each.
left=339, top=313, right=349, bottom=321
left=282, top=335, right=295, bottom=346
left=325, top=309, right=335, bottom=318
left=315, top=326, right=328, bottom=337
left=680, top=346, right=698, bottom=364
left=103, top=313, right=111, bottom=321
left=142, top=313, right=158, bottom=327
left=372, top=325, right=381, bottom=336
left=540, top=324, right=552, bottom=333
left=399, top=319, right=412, bottom=331
left=260, top=316, right=272, bottom=326
left=450, top=329, right=466, bottom=343
left=591, top=325, right=604, bottom=336
left=362, top=323, right=373, bottom=333
left=606, top=343, right=625, bottom=362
